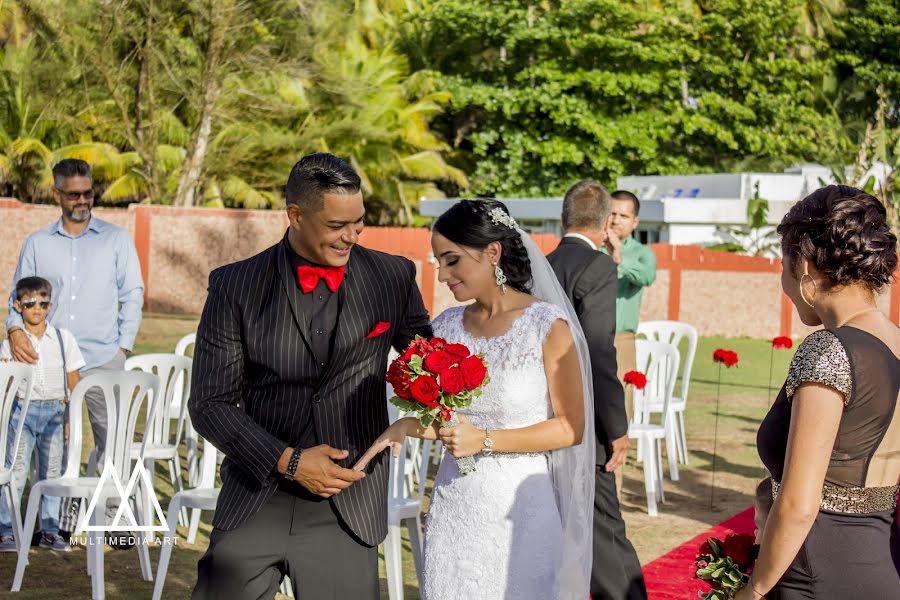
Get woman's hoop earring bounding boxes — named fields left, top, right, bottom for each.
left=799, top=274, right=817, bottom=308
left=493, top=262, right=508, bottom=295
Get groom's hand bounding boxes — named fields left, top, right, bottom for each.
left=288, top=445, right=365, bottom=498
left=604, top=435, right=629, bottom=472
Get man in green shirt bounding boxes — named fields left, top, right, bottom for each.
left=601, top=190, right=657, bottom=427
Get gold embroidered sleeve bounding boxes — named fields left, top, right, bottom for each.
left=785, top=330, right=852, bottom=405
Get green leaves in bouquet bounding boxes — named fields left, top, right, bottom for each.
left=387, top=395, right=441, bottom=428
left=695, top=536, right=754, bottom=599
left=407, top=354, right=425, bottom=375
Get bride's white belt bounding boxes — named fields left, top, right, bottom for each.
left=475, top=451, right=547, bottom=460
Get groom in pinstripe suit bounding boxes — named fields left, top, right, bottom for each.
left=189, top=153, right=432, bottom=599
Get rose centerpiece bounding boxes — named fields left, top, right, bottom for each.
left=386, top=336, right=490, bottom=475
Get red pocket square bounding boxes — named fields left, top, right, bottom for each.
left=367, top=321, right=391, bottom=338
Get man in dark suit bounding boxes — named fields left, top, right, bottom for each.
left=547, top=180, right=647, bottom=600
left=188, top=153, right=432, bottom=599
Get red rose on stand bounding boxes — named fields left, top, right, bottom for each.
left=772, top=336, right=793, bottom=349
left=424, top=350, right=454, bottom=373
left=460, top=355, right=488, bottom=389
left=623, top=370, right=647, bottom=390
left=438, top=366, right=465, bottom=395
left=410, top=375, right=440, bottom=407
left=713, top=348, right=739, bottom=367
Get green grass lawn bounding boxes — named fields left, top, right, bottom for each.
left=0, top=313, right=797, bottom=598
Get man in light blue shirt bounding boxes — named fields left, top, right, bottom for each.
left=6, top=159, right=143, bottom=534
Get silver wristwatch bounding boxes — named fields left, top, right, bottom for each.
left=482, top=429, right=493, bottom=456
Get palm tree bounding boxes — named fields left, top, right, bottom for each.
left=798, top=0, right=845, bottom=38
left=303, top=1, right=467, bottom=224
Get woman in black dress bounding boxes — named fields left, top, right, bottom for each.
left=738, top=185, right=900, bottom=600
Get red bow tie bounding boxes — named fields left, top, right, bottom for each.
left=297, top=265, right=345, bottom=294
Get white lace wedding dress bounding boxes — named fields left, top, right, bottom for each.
left=422, top=301, right=568, bottom=600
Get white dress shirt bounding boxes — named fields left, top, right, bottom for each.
left=563, top=232, right=599, bottom=251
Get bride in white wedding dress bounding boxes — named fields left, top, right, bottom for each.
left=355, top=199, right=596, bottom=600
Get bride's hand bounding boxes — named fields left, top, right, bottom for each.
left=438, top=415, right=484, bottom=458
left=353, top=419, right=409, bottom=471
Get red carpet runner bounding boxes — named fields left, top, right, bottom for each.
left=641, top=507, right=756, bottom=599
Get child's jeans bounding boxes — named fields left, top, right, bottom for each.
left=0, top=399, right=65, bottom=536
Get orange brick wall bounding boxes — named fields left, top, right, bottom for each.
left=1, top=200, right=897, bottom=338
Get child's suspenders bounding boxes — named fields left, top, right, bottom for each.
left=56, top=329, right=70, bottom=421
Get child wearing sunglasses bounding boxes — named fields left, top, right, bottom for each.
left=0, top=276, right=84, bottom=552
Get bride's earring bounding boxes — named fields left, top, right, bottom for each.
left=799, top=274, right=817, bottom=308
left=493, top=262, right=507, bottom=295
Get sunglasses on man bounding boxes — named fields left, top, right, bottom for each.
left=55, top=187, right=95, bottom=201
left=20, top=299, right=51, bottom=310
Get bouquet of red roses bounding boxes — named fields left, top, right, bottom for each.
left=694, top=532, right=759, bottom=599
left=386, top=336, right=490, bottom=475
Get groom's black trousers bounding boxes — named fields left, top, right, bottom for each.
left=193, top=484, right=379, bottom=600
left=592, top=454, right=648, bottom=600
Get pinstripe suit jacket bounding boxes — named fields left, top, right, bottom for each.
left=188, top=236, right=432, bottom=545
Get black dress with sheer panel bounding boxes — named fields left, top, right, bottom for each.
left=757, top=326, right=900, bottom=599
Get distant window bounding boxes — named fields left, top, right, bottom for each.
left=635, top=229, right=661, bottom=244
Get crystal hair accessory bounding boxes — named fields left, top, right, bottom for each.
left=489, top=207, right=518, bottom=229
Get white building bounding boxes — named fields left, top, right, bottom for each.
left=419, top=163, right=891, bottom=254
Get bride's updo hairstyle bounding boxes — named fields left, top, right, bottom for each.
left=433, top=198, right=533, bottom=293
left=777, top=184, right=897, bottom=292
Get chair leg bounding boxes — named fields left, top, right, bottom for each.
left=677, top=411, right=689, bottom=464
left=10, top=482, right=40, bottom=591
left=654, top=440, right=666, bottom=503
left=383, top=524, right=404, bottom=600
left=187, top=507, right=202, bottom=544
left=431, top=441, right=442, bottom=466
left=90, top=495, right=105, bottom=600
left=185, top=426, right=199, bottom=487
left=152, top=497, right=182, bottom=600
left=171, top=458, right=188, bottom=527
left=406, top=516, right=425, bottom=590
left=642, top=437, right=657, bottom=517
left=6, top=484, right=24, bottom=558
left=131, top=495, right=153, bottom=581
left=665, top=425, right=680, bottom=482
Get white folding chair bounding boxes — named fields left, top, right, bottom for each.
left=383, top=370, right=432, bottom=600
left=0, top=364, right=34, bottom=556
left=12, top=371, right=161, bottom=599
left=637, top=321, right=698, bottom=464
left=125, top=354, right=192, bottom=525
left=174, top=333, right=201, bottom=486
left=152, top=436, right=220, bottom=600
left=384, top=434, right=432, bottom=600
left=628, top=340, right=679, bottom=517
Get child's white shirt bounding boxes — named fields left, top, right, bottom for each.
left=0, top=326, right=85, bottom=400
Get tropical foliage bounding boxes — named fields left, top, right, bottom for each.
left=0, top=0, right=896, bottom=227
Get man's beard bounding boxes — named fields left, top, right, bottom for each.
left=67, top=207, right=92, bottom=222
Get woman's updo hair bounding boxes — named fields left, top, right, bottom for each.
left=432, top=199, right=533, bottom=293
left=777, top=184, right=897, bottom=292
